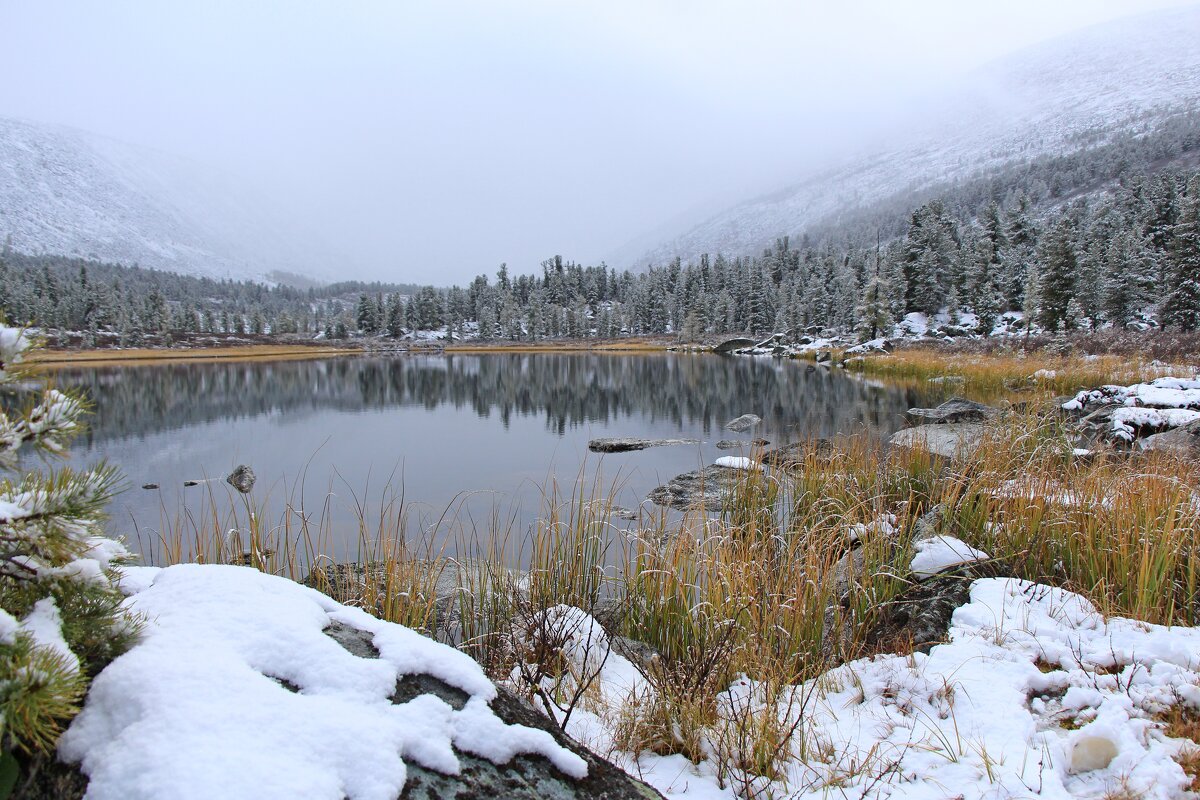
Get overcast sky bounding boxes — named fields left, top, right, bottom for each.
left=1, top=0, right=1195, bottom=284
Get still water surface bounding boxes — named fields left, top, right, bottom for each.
left=53, top=353, right=936, bottom=563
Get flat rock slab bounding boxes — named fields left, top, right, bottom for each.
left=889, top=423, right=985, bottom=459
left=647, top=464, right=745, bottom=512
left=588, top=437, right=699, bottom=453
left=907, top=397, right=999, bottom=426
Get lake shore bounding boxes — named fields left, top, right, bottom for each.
left=30, top=334, right=683, bottom=368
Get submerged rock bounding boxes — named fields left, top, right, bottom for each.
left=587, top=437, right=699, bottom=453
left=646, top=465, right=746, bottom=512
left=724, top=413, right=762, bottom=432
left=889, top=423, right=985, bottom=459
left=225, top=464, right=256, bottom=494
left=715, top=438, right=769, bottom=451
left=906, top=397, right=999, bottom=426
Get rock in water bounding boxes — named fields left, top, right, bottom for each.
left=647, top=465, right=745, bottom=512
left=226, top=464, right=256, bottom=493
left=906, top=397, right=999, bottom=426
left=587, top=437, right=699, bottom=453
left=889, top=423, right=985, bottom=459
left=715, top=438, right=769, bottom=451
left=725, top=413, right=762, bottom=432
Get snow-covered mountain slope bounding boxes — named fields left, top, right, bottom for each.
left=0, top=116, right=338, bottom=283
left=617, top=4, right=1200, bottom=268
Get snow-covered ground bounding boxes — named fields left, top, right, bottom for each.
left=57, top=564, right=1199, bottom=799
left=560, top=579, right=1200, bottom=800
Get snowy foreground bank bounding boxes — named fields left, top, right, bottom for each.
left=57, top=565, right=1200, bottom=799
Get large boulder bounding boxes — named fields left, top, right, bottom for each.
left=326, top=624, right=664, bottom=800
left=906, top=398, right=999, bottom=426
left=1138, top=418, right=1200, bottom=458
left=63, top=565, right=662, bottom=800
left=889, top=423, right=985, bottom=459
left=713, top=337, right=756, bottom=354
left=587, top=437, right=699, bottom=453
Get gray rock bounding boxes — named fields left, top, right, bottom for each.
left=715, top=438, right=769, bottom=451
left=610, top=636, right=660, bottom=673
left=889, top=423, right=986, bottom=459
left=647, top=465, right=745, bottom=512
left=319, top=621, right=663, bottom=799
left=910, top=505, right=947, bottom=544
left=713, top=337, right=756, bottom=354
left=226, top=464, right=256, bottom=493
left=608, top=505, right=640, bottom=521
left=1138, top=419, right=1200, bottom=457
left=724, top=413, right=762, bottom=432
left=588, top=437, right=699, bottom=453
left=865, top=563, right=1008, bottom=654
left=814, top=350, right=832, bottom=364
left=927, top=375, right=965, bottom=387
left=906, top=397, right=999, bottom=426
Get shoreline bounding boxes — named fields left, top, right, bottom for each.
left=30, top=336, right=682, bottom=367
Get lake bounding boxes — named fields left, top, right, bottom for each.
left=49, top=352, right=937, bottom=564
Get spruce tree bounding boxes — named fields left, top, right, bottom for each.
left=1160, top=177, right=1200, bottom=331
left=1035, top=216, right=1078, bottom=332
left=0, top=325, right=138, bottom=777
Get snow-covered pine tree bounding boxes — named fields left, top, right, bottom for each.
left=0, top=325, right=138, bottom=780
left=1034, top=216, right=1079, bottom=332
left=854, top=269, right=893, bottom=342
left=1160, top=177, right=1200, bottom=332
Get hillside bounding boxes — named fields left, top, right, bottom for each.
left=0, top=116, right=339, bottom=284
left=618, top=4, right=1200, bottom=268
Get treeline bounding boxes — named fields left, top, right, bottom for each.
left=0, top=253, right=421, bottom=344
left=2, top=113, right=1199, bottom=342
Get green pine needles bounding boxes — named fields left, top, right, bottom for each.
left=0, top=324, right=138, bottom=773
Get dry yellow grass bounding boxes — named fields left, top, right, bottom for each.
left=838, top=346, right=1195, bottom=402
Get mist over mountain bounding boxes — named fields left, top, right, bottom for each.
left=0, top=116, right=340, bottom=285
left=615, top=4, right=1200, bottom=268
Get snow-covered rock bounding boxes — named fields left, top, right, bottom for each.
left=713, top=456, right=762, bottom=471
left=909, top=535, right=990, bottom=579
left=60, top=565, right=659, bottom=800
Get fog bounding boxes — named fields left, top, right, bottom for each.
left=0, top=0, right=1193, bottom=284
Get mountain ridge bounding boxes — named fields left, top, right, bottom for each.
left=0, top=115, right=339, bottom=284
left=613, top=3, right=1200, bottom=268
